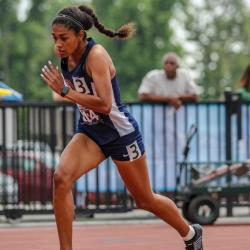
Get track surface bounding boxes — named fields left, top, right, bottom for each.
left=0, top=222, right=249, bottom=250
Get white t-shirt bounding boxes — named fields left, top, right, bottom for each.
left=138, top=69, right=199, bottom=97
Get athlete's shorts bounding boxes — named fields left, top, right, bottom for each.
left=76, top=128, right=145, bottom=162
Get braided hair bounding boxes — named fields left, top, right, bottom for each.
left=52, top=5, right=136, bottom=40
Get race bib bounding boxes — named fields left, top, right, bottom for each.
left=73, top=77, right=101, bottom=125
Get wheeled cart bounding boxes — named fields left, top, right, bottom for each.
left=174, top=125, right=250, bottom=225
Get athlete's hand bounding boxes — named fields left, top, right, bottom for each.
left=41, top=61, right=64, bottom=94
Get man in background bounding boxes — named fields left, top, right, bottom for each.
left=138, top=52, right=199, bottom=109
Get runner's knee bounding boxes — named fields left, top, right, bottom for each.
left=134, top=194, right=155, bottom=211
left=53, top=169, right=72, bottom=192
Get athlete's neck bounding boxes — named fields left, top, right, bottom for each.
left=71, top=40, right=88, bottom=65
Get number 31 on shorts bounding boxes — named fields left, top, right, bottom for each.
left=126, top=141, right=142, bottom=161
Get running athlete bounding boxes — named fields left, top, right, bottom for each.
left=40, top=4, right=203, bottom=250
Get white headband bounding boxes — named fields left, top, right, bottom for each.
left=55, top=14, right=85, bottom=30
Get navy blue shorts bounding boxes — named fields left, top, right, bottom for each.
left=76, top=129, right=145, bottom=162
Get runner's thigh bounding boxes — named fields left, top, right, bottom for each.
left=114, top=155, right=153, bottom=197
left=56, top=133, right=106, bottom=182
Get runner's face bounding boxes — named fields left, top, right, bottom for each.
left=52, top=24, right=83, bottom=58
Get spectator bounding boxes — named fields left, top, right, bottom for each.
left=138, top=52, right=199, bottom=109
left=238, top=64, right=250, bottom=101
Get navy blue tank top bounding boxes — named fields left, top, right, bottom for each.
left=61, top=38, right=139, bottom=145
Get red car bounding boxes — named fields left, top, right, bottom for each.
left=0, top=141, right=58, bottom=204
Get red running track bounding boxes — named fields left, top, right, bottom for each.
left=0, top=223, right=249, bottom=250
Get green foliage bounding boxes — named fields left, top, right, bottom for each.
left=92, top=0, right=183, bottom=101
left=5, top=0, right=250, bottom=101
left=0, top=0, right=184, bottom=101
left=175, top=0, right=250, bottom=100
left=0, top=0, right=19, bottom=82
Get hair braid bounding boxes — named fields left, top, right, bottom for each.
left=78, top=5, right=135, bottom=39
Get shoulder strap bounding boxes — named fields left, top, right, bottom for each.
left=81, top=38, right=96, bottom=65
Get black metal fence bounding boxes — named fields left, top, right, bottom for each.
left=0, top=98, right=250, bottom=219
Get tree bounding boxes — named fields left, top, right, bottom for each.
left=7, top=0, right=68, bottom=99
left=0, top=0, right=19, bottom=83
left=92, top=0, right=185, bottom=101
left=174, top=0, right=250, bottom=100
left=0, top=0, right=186, bottom=101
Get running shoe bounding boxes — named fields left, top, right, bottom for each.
left=185, top=224, right=203, bottom=250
